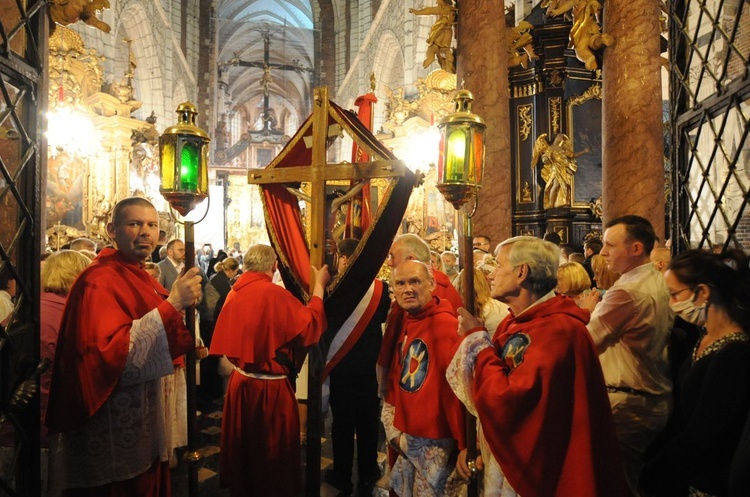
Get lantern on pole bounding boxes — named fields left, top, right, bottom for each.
left=437, top=89, right=485, bottom=491
left=159, top=102, right=211, bottom=497
left=436, top=89, right=486, bottom=210
left=159, top=102, right=210, bottom=216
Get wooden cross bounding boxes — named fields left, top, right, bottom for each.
left=247, top=86, right=407, bottom=494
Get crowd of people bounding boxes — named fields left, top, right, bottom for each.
left=13, top=196, right=749, bottom=497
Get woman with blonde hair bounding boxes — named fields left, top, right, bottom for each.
left=556, top=262, right=591, bottom=298
left=454, top=267, right=509, bottom=334
left=591, top=253, right=621, bottom=291
left=39, top=250, right=90, bottom=490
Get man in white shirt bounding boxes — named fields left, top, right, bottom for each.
left=580, top=215, right=672, bottom=495
left=157, top=239, right=185, bottom=290
left=0, top=268, right=15, bottom=326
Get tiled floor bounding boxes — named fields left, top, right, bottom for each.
left=170, top=401, right=389, bottom=496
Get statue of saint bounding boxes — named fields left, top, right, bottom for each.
left=409, top=0, right=457, bottom=73
left=531, top=133, right=589, bottom=209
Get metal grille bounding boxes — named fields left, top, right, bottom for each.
left=0, top=1, right=47, bottom=495
left=671, top=0, right=750, bottom=251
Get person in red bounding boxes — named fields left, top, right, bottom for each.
left=378, top=233, right=462, bottom=398
left=209, top=244, right=330, bottom=497
left=46, top=197, right=203, bottom=496
left=381, top=260, right=466, bottom=496
left=448, top=236, right=628, bottom=497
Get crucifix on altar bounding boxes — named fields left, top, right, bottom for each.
left=248, top=86, right=416, bottom=494
left=219, top=24, right=313, bottom=135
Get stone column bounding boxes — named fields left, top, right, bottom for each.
left=602, top=0, right=665, bottom=238
left=456, top=0, right=513, bottom=244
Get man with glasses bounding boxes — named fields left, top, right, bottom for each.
left=472, top=235, right=491, bottom=254
left=579, top=215, right=672, bottom=495
left=380, top=260, right=466, bottom=496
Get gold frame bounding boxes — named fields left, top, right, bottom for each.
left=566, top=84, right=602, bottom=208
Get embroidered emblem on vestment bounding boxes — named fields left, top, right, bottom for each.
left=399, top=338, right=429, bottom=392
left=501, top=333, right=531, bottom=372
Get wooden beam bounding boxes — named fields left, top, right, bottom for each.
left=247, top=160, right=406, bottom=184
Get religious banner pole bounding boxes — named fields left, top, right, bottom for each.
left=436, top=89, right=486, bottom=497
left=304, top=86, right=331, bottom=495
left=248, top=85, right=414, bottom=495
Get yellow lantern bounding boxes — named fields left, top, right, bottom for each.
left=436, top=89, right=486, bottom=210
left=159, top=102, right=210, bottom=216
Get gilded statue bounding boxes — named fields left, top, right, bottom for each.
left=542, top=0, right=613, bottom=71
left=507, top=21, right=538, bottom=69
left=569, top=0, right=613, bottom=71
left=531, top=133, right=589, bottom=209
left=49, top=0, right=111, bottom=34
left=410, top=0, right=457, bottom=74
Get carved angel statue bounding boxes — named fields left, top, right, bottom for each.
left=507, top=21, right=539, bottom=69
left=410, top=0, right=457, bottom=73
left=384, top=86, right=417, bottom=127
left=531, top=133, right=589, bottom=209
left=569, top=0, right=613, bottom=71
left=541, top=0, right=613, bottom=70
left=49, top=0, right=111, bottom=34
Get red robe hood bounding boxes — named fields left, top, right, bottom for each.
left=475, top=294, right=627, bottom=497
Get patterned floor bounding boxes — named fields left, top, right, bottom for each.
left=170, top=400, right=389, bottom=496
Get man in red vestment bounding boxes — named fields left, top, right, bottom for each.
left=378, top=233, right=462, bottom=397
left=209, top=244, right=330, bottom=497
left=448, top=236, right=628, bottom=497
left=381, top=261, right=466, bottom=496
left=46, top=197, right=202, bottom=496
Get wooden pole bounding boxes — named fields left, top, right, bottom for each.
left=459, top=212, right=479, bottom=496
left=305, top=87, right=330, bottom=496
left=182, top=220, right=202, bottom=497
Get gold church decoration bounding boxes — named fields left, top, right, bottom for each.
left=410, top=0, right=457, bottom=74
left=49, top=0, right=111, bottom=34
left=507, top=21, right=538, bottom=69
left=542, top=0, right=613, bottom=71
left=531, top=133, right=589, bottom=209
left=549, top=97, right=562, bottom=135
left=518, top=105, right=532, bottom=141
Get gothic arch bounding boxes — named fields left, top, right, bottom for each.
left=372, top=31, right=405, bottom=131
left=116, top=3, right=166, bottom=123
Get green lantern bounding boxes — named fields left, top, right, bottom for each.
left=159, top=102, right=210, bottom=216
left=436, top=89, right=486, bottom=210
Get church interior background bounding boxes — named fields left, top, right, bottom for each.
left=0, top=0, right=748, bottom=493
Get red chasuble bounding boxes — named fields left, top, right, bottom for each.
left=389, top=297, right=466, bottom=448
left=47, top=248, right=193, bottom=433
left=209, top=271, right=327, bottom=365
left=472, top=295, right=628, bottom=497
left=377, top=270, right=462, bottom=391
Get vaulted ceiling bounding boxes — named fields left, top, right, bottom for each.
left=216, top=0, right=315, bottom=133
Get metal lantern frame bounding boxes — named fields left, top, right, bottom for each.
left=159, top=102, right=211, bottom=216
left=436, top=89, right=486, bottom=211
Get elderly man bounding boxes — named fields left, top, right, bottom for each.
left=387, top=234, right=462, bottom=311
left=46, top=197, right=202, bottom=495
left=579, top=215, right=672, bottom=495
left=441, top=251, right=458, bottom=280
left=382, top=261, right=466, bottom=496
left=209, top=244, right=329, bottom=497
left=448, top=236, right=627, bottom=497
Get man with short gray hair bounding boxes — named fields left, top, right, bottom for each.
left=448, top=236, right=627, bottom=496
left=209, top=244, right=330, bottom=496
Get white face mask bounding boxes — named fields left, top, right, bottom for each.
left=669, top=294, right=707, bottom=326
